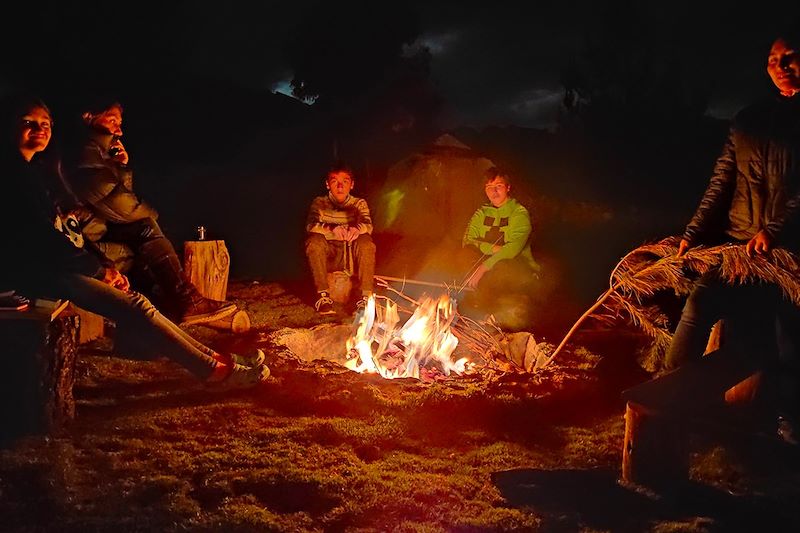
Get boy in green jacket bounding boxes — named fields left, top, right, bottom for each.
left=461, top=168, right=540, bottom=316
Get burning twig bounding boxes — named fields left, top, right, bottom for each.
left=374, top=277, right=420, bottom=306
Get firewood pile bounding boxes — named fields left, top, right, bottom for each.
left=360, top=279, right=552, bottom=378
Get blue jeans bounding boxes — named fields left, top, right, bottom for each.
left=33, top=273, right=220, bottom=379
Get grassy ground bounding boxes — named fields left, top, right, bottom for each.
left=2, top=281, right=800, bottom=532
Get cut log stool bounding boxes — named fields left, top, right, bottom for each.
left=622, top=402, right=689, bottom=489
left=0, top=305, right=78, bottom=446
left=327, top=270, right=354, bottom=304
left=183, top=239, right=250, bottom=332
left=621, top=337, right=763, bottom=490
left=183, top=239, right=230, bottom=301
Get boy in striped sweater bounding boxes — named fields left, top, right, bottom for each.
left=305, top=163, right=376, bottom=315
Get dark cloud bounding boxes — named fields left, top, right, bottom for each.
left=407, top=1, right=800, bottom=126
left=3, top=1, right=799, bottom=126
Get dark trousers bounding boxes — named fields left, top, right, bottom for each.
left=457, top=247, right=538, bottom=308
left=664, top=270, right=780, bottom=371
left=102, top=217, right=177, bottom=267
left=663, top=269, right=800, bottom=417
left=304, top=233, right=376, bottom=295
left=776, top=299, right=800, bottom=418
left=98, top=218, right=194, bottom=309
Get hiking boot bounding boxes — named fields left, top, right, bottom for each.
left=230, top=348, right=266, bottom=368
left=208, top=362, right=270, bottom=390
left=314, top=292, right=335, bottom=315
left=180, top=295, right=238, bottom=326
left=145, top=253, right=237, bottom=325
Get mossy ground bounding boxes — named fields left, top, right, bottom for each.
left=2, top=281, right=800, bottom=532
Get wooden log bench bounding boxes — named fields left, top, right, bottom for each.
left=0, top=301, right=77, bottom=446
left=620, top=321, right=766, bottom=490
left=183, top=239, right=250, bottom=332
left=71, top=304, right=106, bottom=344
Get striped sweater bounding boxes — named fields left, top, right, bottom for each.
left=306, top=194, right=373, bottom=240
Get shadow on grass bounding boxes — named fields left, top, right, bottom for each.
left=493, top=467, right=800, bottom=532
left=74, top=379, right=270, bottom=422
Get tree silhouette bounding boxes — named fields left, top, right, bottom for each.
left=283, top=3, right=423, bottom=109
left=560, top=1, right=711, bottom=134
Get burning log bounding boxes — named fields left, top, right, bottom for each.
left=345, top=294, right=467, bottom=379
left=271, top=278, right=543, bottom=381
left=341, top=280, right=547, bottom=380
left=373, top=275, right=538, bottom=372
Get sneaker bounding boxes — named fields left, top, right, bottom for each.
left=230, top=348, right=266, bottom=368
left=180, top=297, right=238, bottom=326
left=314, top=292, right=335, bottom=315
left=208, top=362, right=270, bottom=390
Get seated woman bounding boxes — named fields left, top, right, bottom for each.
left=459, top=167, right=541, bottom=323
left=0, top=95, right=268, bottom=388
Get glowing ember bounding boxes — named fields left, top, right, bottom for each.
left=344, top=294, right=469, bottom=380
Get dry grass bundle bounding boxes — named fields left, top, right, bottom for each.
left=544, top=236, right=800, bottom=371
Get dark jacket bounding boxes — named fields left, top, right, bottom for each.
left=0, top=149, right=105, bottom=288
left=683, top=95, right=800, bottom=250
left=63, top=129, right=157, bottom=241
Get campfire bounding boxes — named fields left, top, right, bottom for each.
left=344, top=294, right=470, bottom=380
left=270, top=280, right=547, bottom=377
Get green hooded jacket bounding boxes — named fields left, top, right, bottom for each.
left=462, top=198, right=539, bottom=271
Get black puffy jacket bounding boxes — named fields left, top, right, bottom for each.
left=63, top=129, right=158, bottom=242
left=683, top=95, right=800, bottom=250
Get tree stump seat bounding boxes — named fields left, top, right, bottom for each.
left=620, top=319, right=772, bottom=490
left=327, top=270, right=354, bottom=304
left=183, top=239, right=250, bottom=332
left=183, top=239, right=230, bottom=302
left=621, top=347, right=766, bottom=490
left=0, top=303, right=78, bottom=446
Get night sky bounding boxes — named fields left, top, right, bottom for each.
left=4, top=1, right=800, bottom=127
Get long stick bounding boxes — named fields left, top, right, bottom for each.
left=376, top=280, right=420, bottom=306
left=375, top=275, right=473, bottom=291
left=540, top=284, right=619, bottom=368
left=543, top=242, right=676, bottom=369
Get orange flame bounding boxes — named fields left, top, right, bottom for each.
left=345, top=294, right=468, bottom=380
